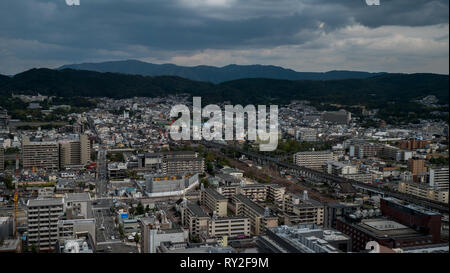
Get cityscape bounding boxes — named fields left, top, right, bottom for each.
left=0, top=0, right=449, bottom=263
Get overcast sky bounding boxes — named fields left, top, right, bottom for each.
left=0, top=0, right=448, bottom=75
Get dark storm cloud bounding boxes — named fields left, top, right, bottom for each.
left=0, top=0, right=448, bottom=74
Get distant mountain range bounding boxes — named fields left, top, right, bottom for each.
left=0, top=68, right=447, bottom=108
left=58, top=60, right=387, bottom=83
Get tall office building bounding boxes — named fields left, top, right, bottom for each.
left=59, top=134, right=91, bottom=169
left=294, top=151, right=333, bottom=170
left=22, top=136, right=59, bottom=170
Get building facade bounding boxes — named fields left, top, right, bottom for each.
left=22, top=137, right=59, bottom=170
left=294, top=151, right=333, bottom=170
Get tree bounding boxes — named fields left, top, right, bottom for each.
left=206, top=162, right=214, bottom=174
left=201, top=178, right=210, bottom=188
left=134, top=233, right=140, bottom=246
left=31, top=244, right=38, bottom=253
left=145, top=205, right=150, bottom=213
left=77, top=181, right=85, bottom=190
left=128, top=207, right=135, bottom=215
left=136, top=202, right=145, bottom=215
left=2, top=175, right=14, bottom=189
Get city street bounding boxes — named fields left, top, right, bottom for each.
left=96, top=147, right=108, bottom=197
left=93, top=199, right=119, bottom=244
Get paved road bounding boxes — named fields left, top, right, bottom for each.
left=96, top=147, right=108, bottom=197
left=93, top=200, right=120, bottom=244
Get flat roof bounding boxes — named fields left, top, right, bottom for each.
left=186, top=202, right=209, bottom=218
left=27, top=198, right=63, bottom=207
left=382, top=197, right=440, bottom=216
left=233, top=194, right=268, bottom=216
left=65, top=193, right=91, bottom=202
left=363, top=219, right=408, bottom=231
left=203, top=188, right=227, bottom=201
left=356, top=218, right=422, bottom=238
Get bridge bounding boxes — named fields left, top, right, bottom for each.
left=201, top=141, right=449, bottom=214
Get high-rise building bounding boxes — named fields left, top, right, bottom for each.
left=408, top=158, right=427, bottom=176
left=429, top=167, right=449, bottom=191
left=294, top=151, right=333, bottom=170
left=22, top=136, right=59, bottom=170
left=27, top=198, right=64, bottom=251
left=27, top=193, right=95, bottom=251
left=59, top=134, right=91, bottom=169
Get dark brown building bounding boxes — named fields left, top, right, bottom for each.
left=380, top=197, right=441, bottom=244
left=336, top=217, right=434, bottom=252
left=398, top=139, right=430, bottom=150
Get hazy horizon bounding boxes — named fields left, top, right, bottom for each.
left=0, top=0, right=448, bottom=75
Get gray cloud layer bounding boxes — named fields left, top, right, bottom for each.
left=0, top=0, right=448, bottom=75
